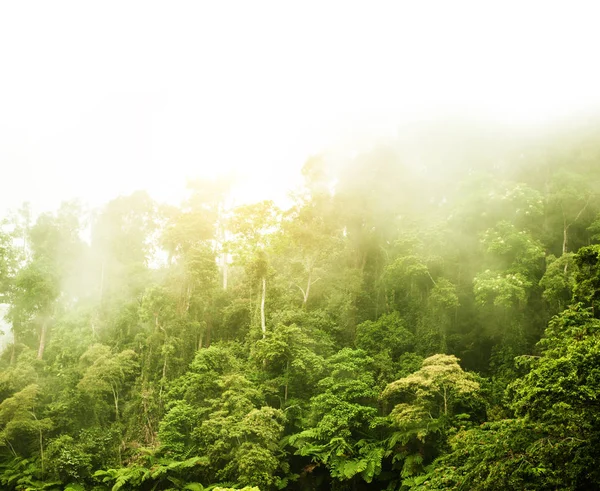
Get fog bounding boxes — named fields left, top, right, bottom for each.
left=5, top=4, right=600, bottom=489
left=2, top=2, right=600, bottom=216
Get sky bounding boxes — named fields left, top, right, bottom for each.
left=1, top=1, right=600, bottom=215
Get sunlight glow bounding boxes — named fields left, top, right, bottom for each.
left=1, top=1, right=600, bottom=214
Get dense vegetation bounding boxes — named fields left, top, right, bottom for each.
left=2, top=120, right=600, bottom=490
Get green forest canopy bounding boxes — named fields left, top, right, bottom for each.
left=2, top=119, right=600, bottom=490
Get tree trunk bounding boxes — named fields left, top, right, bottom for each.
left=563, top=218, right=570, bottom=274
left=563, top=217, right=568, bottom=255
left=260, top=276, right=266, bottom=338
left=111, top=385, right=119, bottom=421
left=37, top=320, right=47, bottom=360
left=303, top=270, right=311, bottom=308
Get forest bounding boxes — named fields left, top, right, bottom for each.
left=2, top=119, right=600, bottom=490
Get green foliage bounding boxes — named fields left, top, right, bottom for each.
left=474, top=270, right=531, bottom=308
left=45, top=435, right=92, bottom=482
left=413, top=304, right=600, bottom=490
left=289, top=349, right=383, bottom=484
left=78, top=345, right=139, bottom=421
left=0, top=384, right=52, bottom=457
left=539, top=253, right=577, bottom=311
left=4, top=124, right=600, bottom=490
left=94, top=455, right=208, bottom=490
left=0, top=456, right=61, bottom=491
left=355, top=312, right=414, bottom=359
left=382, top=355, right=480, bottom=480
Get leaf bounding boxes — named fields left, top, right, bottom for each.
left=183, top=483, right=205, bottom=491
left=64, top=485, right=86, bottom=491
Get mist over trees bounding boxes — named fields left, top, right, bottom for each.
left=2, top=119, right=600, bottom=490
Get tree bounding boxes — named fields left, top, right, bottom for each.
left=229, top=201, right=281, bottom=337
left=7, top=203, right=86, bottom=360
left=91, top=191, right=157, bottom=306
left=290, top=349, right=383, bottom=485
left=78, top=344, right=138, bottom=423
left=193, top=374, right=289, bottom=489
left=252, top=322, right=325, bottom=407
left=0, top=219, right=18, bottom=302
left=0, top=383, right=52, bottom=481
left=546, top=170, right=596, bottom=256
left=381, top=354, right=480, bottom=480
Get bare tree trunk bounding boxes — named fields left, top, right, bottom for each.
left=303, top=270, right=312, bottom=308
left=111, top=385, right=119, bottom=421
left=162, top=352, right=168, bottom=380
left=261, top=276, right=266, bottom=338
left=563, top=217, right=568, bottom=255
left=37, top=320, right=47, bottom=360
left=183, top=283, right=192, bottom=313
left=296, top=271, right=321, bottom=309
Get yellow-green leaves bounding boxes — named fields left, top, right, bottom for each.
left=383, top=354, right=479, bottom=418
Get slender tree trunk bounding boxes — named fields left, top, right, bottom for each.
left=186, top=284, right=192, bottom=312
left=261, top=276, right=266, bottom=338
left=6, top=439, right=17, bottom=458
left=111, top=385, right=119, bottom=421
left=37, top=320, right=47, bottom=360
left=563, top=217, right=570, bottom=274
left=30, top=411, right=44, bottom=479
left=303, top=270, right=312, bottom=308
left=563, top=217, right=568, bottom=255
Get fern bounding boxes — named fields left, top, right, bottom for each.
left=183, top=483, right=205, bottom=491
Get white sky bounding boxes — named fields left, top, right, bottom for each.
left=1, top=1, right=600, bottom=215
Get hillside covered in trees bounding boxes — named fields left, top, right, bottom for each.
left=3, top=120, right=600, bottom=490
